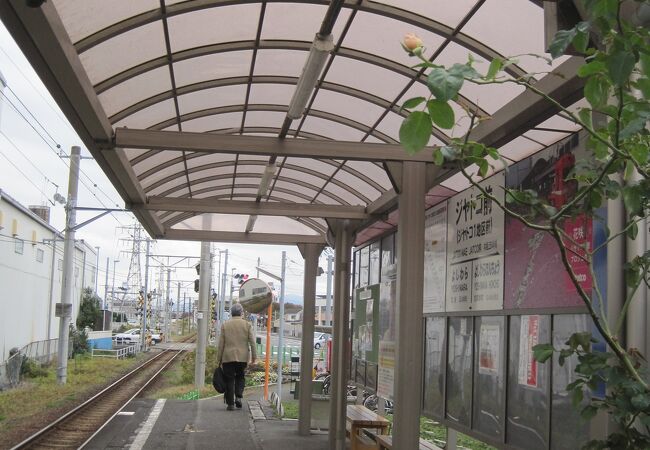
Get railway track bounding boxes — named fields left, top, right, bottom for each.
left=11, top=343, right=191, bottom=450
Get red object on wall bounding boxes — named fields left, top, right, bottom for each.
left=326, top=339, right=332, bottom=372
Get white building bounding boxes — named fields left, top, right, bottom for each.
left=279, top=294, right=332, bottom=337
left=0, top=189, right=98, bottom=360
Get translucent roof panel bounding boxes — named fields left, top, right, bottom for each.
left=370, top=0, right=480, bottom=29
left=173, top=51, right=254, bottom=87
left=8, top=0, right=584, bottom=244
left=53, top=0, right=159, bottom=43
left=177, top=85, right=248, bottom=116
left=167, top=5, right=261, bottom=53
left=261, top=3, right=350, bottom=41
left=80, top=21, right=167, bottom=85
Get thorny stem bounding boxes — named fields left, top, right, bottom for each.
left=614, top=272, right=647, bottom=337
left=590, top=216, right=647, bottom=255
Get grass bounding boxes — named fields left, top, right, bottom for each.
left=0, top=353, right=145, bottom=432
left=282, top=399, right=299, bottom=419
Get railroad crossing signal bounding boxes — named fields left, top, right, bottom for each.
left=234, top=273, right=249, bottom=285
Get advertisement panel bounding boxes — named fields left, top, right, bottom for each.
left=504, top=133, right=598, bottom=309
left=424, top=204, right=448, bottom=313
left=446, top=172, right=505, bottom=311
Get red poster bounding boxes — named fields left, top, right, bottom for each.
left=518, top=315, right=539, bottom=387
left=562, top=215, right=593, bottom=294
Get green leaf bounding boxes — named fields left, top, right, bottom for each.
left=622, top=185, right=642, bottom=217
left=581, top=405, right=599, bottom=421
left=572, top=387, right=584, bottom=407
left=619, top=118, right=648, bottom=140
left=577, top=60, right=606, bottom=78
left=629, top=143, right=649, bottom=165
left=623, top=160, right=635, bottom=182
left=608, top=50, right=636, bottom=86
left=401, top=97, right=426, bottom=111
left=432, top=148, right=444, bottom=166
left=533, top=343, right=554, bottom=363
left=427, top=67, right=464, bottom=102
left=584, top=75, right=610, bottom=108
left=589, top=190, right=602, bottom=209
left=578, top=108, right=593, bottom=129
left=427, top=99, right=455, bottom=129
left=572, top=22, right=590, bottom=53
left=632, top=77, right=650, bottom=98
left=631, top=394, right=650, bottom=410
left=477, top=159, right=489, bottom=177
left=549, top=28, right=577, bottom=59
left=486, top=58, right=503, bottom=80
left=641, top=53, right=650, bottom=77
left=448, top=63, right=480, bottom=79
left=399, top=111, right=432, bottom=154
left=628, top=221, right=639, bottom=240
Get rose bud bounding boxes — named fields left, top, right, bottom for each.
left=403, top=33, right=423, bottom=51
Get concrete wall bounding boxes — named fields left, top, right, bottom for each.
left=0, top=192, right=98, bottom=360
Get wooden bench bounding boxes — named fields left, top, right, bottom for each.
left=346, top=404, right=390, bottom=450
left=375, top=434, right=443, bottom=450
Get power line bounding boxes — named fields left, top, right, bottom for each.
left=0, top=142, right=54, bottom=205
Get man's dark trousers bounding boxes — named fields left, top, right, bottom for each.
left=222, top=361, right=247, bottom=406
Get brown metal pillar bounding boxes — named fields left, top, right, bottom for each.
left=392, top=161, right=426, bottom=449
left=328, top=221, right=353, bottom=450
left=298, top=243, right=324, bottom=435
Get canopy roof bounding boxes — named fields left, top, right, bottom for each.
left=1, top=0, right=585, bottom=246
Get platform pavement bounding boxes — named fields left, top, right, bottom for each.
left=85, top=386, right=329, bottom=450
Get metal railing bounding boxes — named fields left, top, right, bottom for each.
left=0, top=338, right=58, bottom=390
left=91, top=344, right=138, bottom=359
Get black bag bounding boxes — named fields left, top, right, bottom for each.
left=212, top=366, right=226, bottom=393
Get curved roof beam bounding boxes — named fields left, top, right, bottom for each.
left=142, top=158, right=375, bottom=204
left=148, top=104, right=397, bottom=143
left=75, top=0, right=526, bottom=80
left=164, top=209, right=327, bottom=235
left=94, top=40, right=487, bottom=118
left=155, top=172, right=354, bottom=205
left=110, top=76, right=451, bottom=144
left=138, top=155, right=384, bottom=197
left=157, top=189, right=323, bottom=222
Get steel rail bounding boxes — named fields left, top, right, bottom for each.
left=10, top=341, right=193, bottom=450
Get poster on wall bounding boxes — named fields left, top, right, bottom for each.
left=478, top=323, right=500, bottom=375
left=377, top=340, right=395, bottom=400
left=518, top=315, right=540, bottom=387
left=423, top=204, right=447, bottom=313
left=446, top=172, right=505, bottom=311
left=354, top=285, right=380, bottom=366
left=504, top=133, right=601, bottom=309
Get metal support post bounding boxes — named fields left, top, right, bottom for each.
left=111, top=259, right=119, bottom=313
left=142, top=239, right=150, bottom=351
left=277, top=251, right=287, bottom=402
left=94, top=246, right=100, bottom=294
left=298, top=243, right=323, bottom=435
left=56, top=145, right=80, bottom=385
left=219, top=250, right=229, bottom=335
left=165, top=268, right=171, bottom=342
left=328, top=221, right=352, bottom=450
left=103, top=257, right=109, bottom=310
left=177, top=282, right=181, bottom=335
left=392, top=161, right=426, bottom=450
left=326, top=253, right=333, bottom=327
left=195, top=234, right=212, bottom=389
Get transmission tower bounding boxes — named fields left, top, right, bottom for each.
left=118, top=224, right=147, bottom=320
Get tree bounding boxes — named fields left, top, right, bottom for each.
left=77, top=287, right=102, bottom=330
left=399, top=1, right=649, bottom=448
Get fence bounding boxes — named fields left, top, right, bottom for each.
left=0, top=338, right=58, bottom=390
left=91, top=344, right=138, bottom=359
left=255, top=344, right=326, bottom=366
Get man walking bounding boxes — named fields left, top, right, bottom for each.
left=216, top=303, right=257, bottom=410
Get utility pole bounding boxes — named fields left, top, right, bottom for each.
left=56, top=145, right=80, bottom=385
left=257, top=257, right=260, bottom=277
left=165, top=268, right=171, bottom=342
left=111, top=259, right=119, bottom=314
left=277, top=251, right=287, bottom=402
left=177, top=281, right=181, bottom=336
left=326, top=252, right=333, bottom=327
left=94, top=246, right=100, bottom=294
left=218, top=250, right=229, bottom=335
left=141, top=239, right=150, bottom=351
left=103, top=257, right=109, bottom=310
left=195, top=240, right=212, bottom=389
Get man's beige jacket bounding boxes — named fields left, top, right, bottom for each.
left=216, top=316, right=257, bottom=364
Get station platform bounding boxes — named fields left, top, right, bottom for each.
left=86, top=388, right=328, bottom=450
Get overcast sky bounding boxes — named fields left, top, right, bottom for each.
left=0, top=22, right=333, bottom=304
